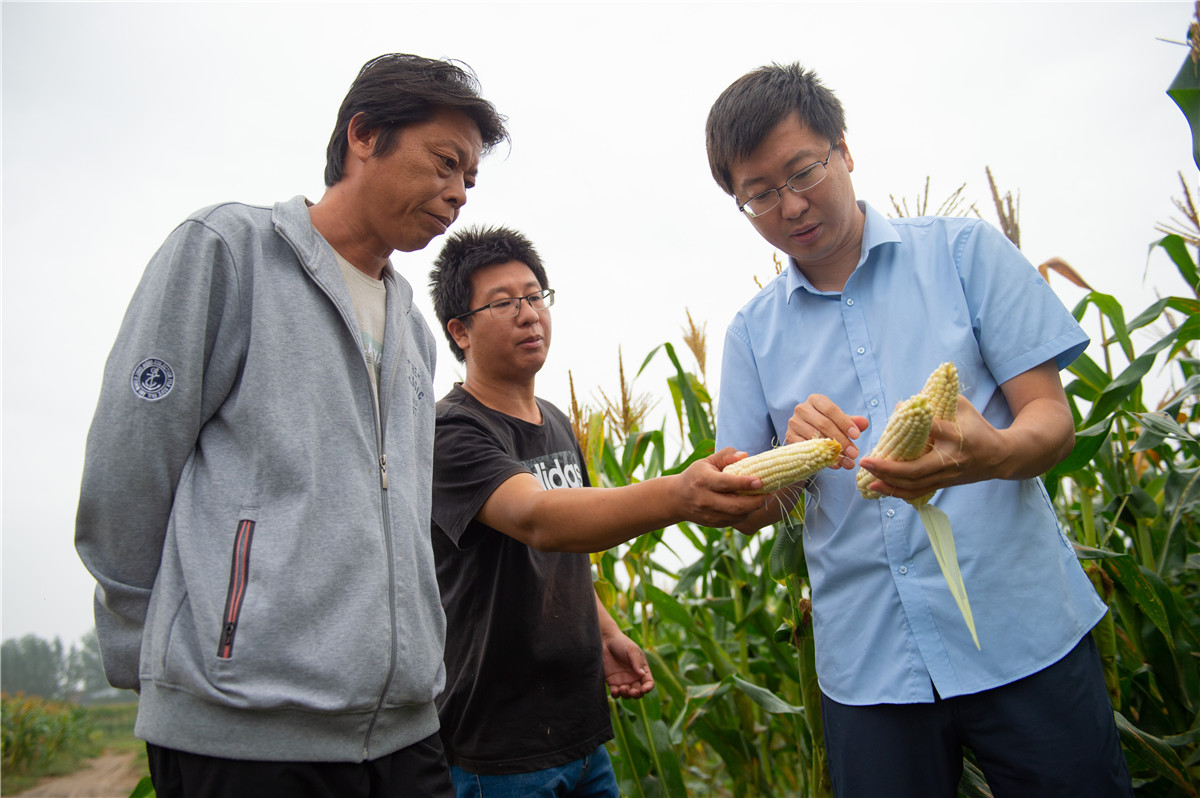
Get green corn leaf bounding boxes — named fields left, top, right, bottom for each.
left=1046, top=417, right=1113, bottom=480
left=1149, top=234, right=1199, bottom=294
left=1083, top=342, right=1175, bottom=427
left=958, top=758, right=994, bottom=798
left=1124, top=295, right=1199, bottom=332
left=1065, top=350, right=1111, bottom=395
left=1072, top=542, right=1129, bottom=560
left=1164, top=466, right=1200, bottom=520
left=660, top=440, right=713, bottom=478
left=621, top=429, right=661, bottom=476
left=600, top=437, right=629, bottom=487
left=1167, top=50, right=1200, bottom=171
left=1161, top=373, right=1200, bottom=418
left=638, top=699, right=688, bottom=796
left=916, top=504, right=980, bottom=649
left=662, top=342, right=713, bottom=445
left=768, top=523, right=806, bottom=584
left=634, top=344, right=664, bottom=377
left=1124, top=296, right=1172, bottom=333
left=643, top=583, right=699, bottom=632
left=1103, top=557, right=1173, bottom=649
left=129, top=777, right=157, bottom=798
left=644, top=648, right=687, bottom=708
left=1115, top=711, right=1198, bottom=796
left=1169, top=308, right=1200, bottom=361
left=609, top=703, right=650, bottom=798
left=731, top=675, right=804, bottom=714
left=1103, top=486, right=1160, bottom=522
left=1133, top=411, right=1200, bottom=459
left=581, top=410, right=605, bottom=488
left=1076, top=292, right=1134, bottom=360
left=675, top=680, right=734, bottom=736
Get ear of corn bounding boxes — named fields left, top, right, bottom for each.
left=859, top=362, right=979, bottom=649
left=725, top=438, right=842, bottom=495
left=920, top=361, right=959, bottom=423
left=911, top=361, right=960, bottom=505
left=858, top=362, right=960, bottom=505
left=856, top=395, right=932, bottom=499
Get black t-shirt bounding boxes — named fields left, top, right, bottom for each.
left=431, top=385, right=612, bottom=774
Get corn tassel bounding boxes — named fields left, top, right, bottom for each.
left=725, top=438, right=842, bottom=495
left=858, top=362, right=979, bottom=649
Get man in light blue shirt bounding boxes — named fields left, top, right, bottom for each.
left=705, top=63, right=1132, bottom=797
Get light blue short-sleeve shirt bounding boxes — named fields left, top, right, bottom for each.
left=716, top=201, right=1105, bottom=705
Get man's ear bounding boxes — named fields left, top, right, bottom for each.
left=448, top=317, right=471, bottom=354
left=838, top=135, right=853, bottom=173
left=347, top=112, right=379, bottom=163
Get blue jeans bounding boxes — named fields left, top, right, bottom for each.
left=449, top=744, right=618, bottom=798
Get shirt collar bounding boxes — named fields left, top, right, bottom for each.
left=785, top=200, right=902, bottom=299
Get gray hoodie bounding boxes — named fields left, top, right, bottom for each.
left=75, top=196, right=445, bottom=762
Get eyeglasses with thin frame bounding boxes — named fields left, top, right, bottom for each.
left=737, top=143, right=836, bottom=218
left=455, top=288, right=555, bottom=320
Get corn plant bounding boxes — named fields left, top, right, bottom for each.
left=1, top=692, right=94, bottom=781
left=1042, top=230, right=1200, bottom=796
left=578, top=339, right=833, bottom=798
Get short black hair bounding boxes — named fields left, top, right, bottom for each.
left=324, top=53, right=509, bottom=187
left=429, top=225, right=550, bottom=364
left=705, top=63, right=846, bottom=196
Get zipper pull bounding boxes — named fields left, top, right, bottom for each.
left=380, top=454, right=388, bottom=490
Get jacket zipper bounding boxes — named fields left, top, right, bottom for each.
left=361, top=327, right=407, bottom=759
left=217, top=519, right=255, bottom=659
left=276, top=219, right=409, bottom=760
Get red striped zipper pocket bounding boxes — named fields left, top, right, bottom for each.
left=217, top=519, right=255, bottom=659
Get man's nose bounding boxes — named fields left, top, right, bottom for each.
left=446, top=177, right=468, bottom=210
left=778, top=188, right=810, bottom=219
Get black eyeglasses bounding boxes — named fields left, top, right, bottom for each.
left=737, top=143, right=836, bottom=218
left=455, top=288, right=555, bottom=320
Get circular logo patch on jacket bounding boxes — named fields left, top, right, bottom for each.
left=131, top=358, right=175, bottom=401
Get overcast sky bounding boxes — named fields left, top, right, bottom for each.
left=3, top=1, right=1196, bottom=646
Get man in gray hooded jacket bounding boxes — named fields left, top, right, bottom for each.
left=74, top=54, right=507, bottom=798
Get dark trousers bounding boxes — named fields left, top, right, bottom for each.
left=147, top=733, right=454, bottom=798
left=820, top=634, right=1132, bottom=798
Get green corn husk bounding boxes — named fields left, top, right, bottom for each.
left=916, top=504, right=980, bottom=650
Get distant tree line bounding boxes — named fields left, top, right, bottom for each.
left=1, top=630, right=125, bottom=704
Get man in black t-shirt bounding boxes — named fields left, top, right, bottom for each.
left=428, top=226, right=772, bottom=797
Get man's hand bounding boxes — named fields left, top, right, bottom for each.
left=857, top=361, right=1074, bottom=500
left=785, top=394, right=868, bottom=469
left=600, top=626, right=655, bottom=700
left=670, top=448, right=773, bottom=528
left=858, top=394, right=996, bottom=500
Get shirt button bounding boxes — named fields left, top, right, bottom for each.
left=898, top=566, right=908, bottom=575
left=886, top=508, right=895, bottom=518
left=846, top=298, right=855, bottom=306
left=870, top=398, right=879, bottom=407
left=857, top=347, right=866, bottom=355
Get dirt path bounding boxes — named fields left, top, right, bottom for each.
left=9, top=749, right=147, bottom=798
